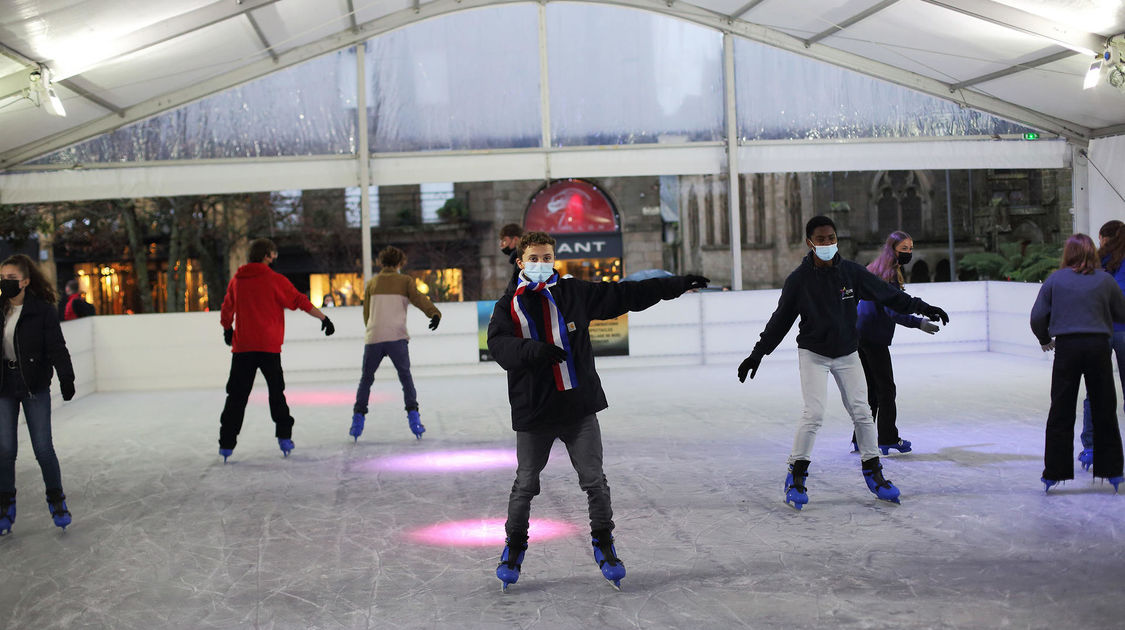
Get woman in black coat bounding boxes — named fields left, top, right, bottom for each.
left=0, top=254, right=76, bottom=534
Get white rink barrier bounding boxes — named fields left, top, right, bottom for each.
left=54, top=280, right=1046, bottom=398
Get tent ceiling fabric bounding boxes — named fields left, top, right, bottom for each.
left=0, top=0, right=1122, bottom=170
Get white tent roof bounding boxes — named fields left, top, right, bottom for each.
left=0, top=0, right=1122, bottom=171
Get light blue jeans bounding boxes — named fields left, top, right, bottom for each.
left=1080, top=331, right=1125, bottom=450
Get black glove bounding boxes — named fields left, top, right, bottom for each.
left=536, top=342, right=568, bottom=365
left=682, top=275, right=710, bottom=292
left=223, top=328, right=233, bottom=346
left=738, top=352, right=763, bottom=383
left=321, top=317, right=335, bottom=336
left=60, top=380, right=75, bottom=401
left=920, top=304, right=949, bottom=325
left=429, top=315, right=441, bottom=331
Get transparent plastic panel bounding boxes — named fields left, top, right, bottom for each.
left=366, top=5, right=541, bottom=152
left=547, top=4, right=724, bottom=147
left=33, top=54, right=358, bottom=164
left=734, top=38, right=1032, bottom=141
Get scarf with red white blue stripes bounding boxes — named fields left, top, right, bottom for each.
left=510, top=273, right=578, bottom=391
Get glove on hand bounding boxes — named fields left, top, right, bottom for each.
left=60, top=381, right=75, bottom=401
left=321, top=317, right=335, bottom=336
left=682, top=275, right=710, bottom=292
left=919, top=320, right=940, bottom=335
left=737, top=352, right=763, bottom=383
left=536, top=342, right=569, bottom=365
left=429, top=315, right=441, bottom=331
left=921, top=304, right=949, bottom=325
left=223, top=328, right=233, bottom=346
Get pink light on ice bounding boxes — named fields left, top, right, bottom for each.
left=361, top=449, right=517, bottom=473
left=407, top=518, right=578, bottom=547
left=249, top=390, right=391, bottom=406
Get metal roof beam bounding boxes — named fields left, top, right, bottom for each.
left=1092, top=123, right=1125, bottom=139
left=728, top=0, right=768, bottom=20
left=804, top=0, right=899, bottom=47
left=244, top=12, right=280, bottom=63
left=948, top=49, right=1076, bottom=91
left=57, top=77, right=125, bottom=117
left=47, top=0, right=283, bottom=80
left=346, top=0, right=359, bottom=32
left=920, top=0, right=1106, bottom=56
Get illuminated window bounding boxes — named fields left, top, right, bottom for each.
left=408, top=268, right=463, bottom=302
left=309, top=273, right=363, bottom=308
left=555, top=259, right=621, bottom=283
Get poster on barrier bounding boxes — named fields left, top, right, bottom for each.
left=477, top=300, right=628, bottom=362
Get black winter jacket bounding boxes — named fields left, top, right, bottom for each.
left=488, top=276, right=685, bottom=431
left=752, top=252, right=931, bottom=359
left=0, top=294, right=75, bottom=395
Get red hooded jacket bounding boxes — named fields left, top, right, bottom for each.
left=220, top=263, right=314, bottom=353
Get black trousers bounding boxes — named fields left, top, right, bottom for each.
left=858, top=341, right=899, bottom=445
left=218, top=352, right=294, bottom=449
left=1045, top=334, right=1124, bottom=480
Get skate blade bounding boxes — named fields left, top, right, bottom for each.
left=784, top=499, right=804, bottom=511
left=608, top=579, right=621, bottom=591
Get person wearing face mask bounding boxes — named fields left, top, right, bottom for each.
left=737, top=216, right=949, bottom=511
left=0, top=254, right=76, bottom=535
left=218, top=239, right=334, bottom=462
left=499, top=223, right=524, bottom=294
left=487, top=231, right=707, bottom=591
left=849, top=231, right=941, bottom=455
left=349, top=245, right=441, bottom=442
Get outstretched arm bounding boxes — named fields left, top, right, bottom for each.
left=739, top=275, right=799, bottom=382
left=857, top=267, right=947, bottom=324
left=583, top=275, right=707, bottom=321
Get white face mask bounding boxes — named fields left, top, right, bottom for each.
left=523, top=262, right=555, bottom=283
left=813, top=244, right=838, bottom=261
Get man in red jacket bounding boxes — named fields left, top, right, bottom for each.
left=218, top=239, right=334, bottom=461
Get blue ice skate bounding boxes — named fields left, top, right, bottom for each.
left=407, top=410, right=425, bottom=439
left=784, top=460, right=810, bottom=511
left=349, top=413, right=365, bottom=442
left=1109, top=476, right=1123, bottom=493
left=862, top=457, right=901, bottom=504
left=0, top=494, right=14, bottom=536
left=591, top=531, right=626, bottom=590
left=219, top=448, right=233, bottom=463
left=1041, top=477, right=1062, bottom=493
left=496, top=539, right=527, bottom=592
left=278, top=438, right=294, bottom=457
left=879, top=439, right=913, bottom=455
left=1078, top=449, right=1093, bottom=472
left=46, top=491, right=71, bottom=530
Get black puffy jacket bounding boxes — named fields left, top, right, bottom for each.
left=0, top=294, right=75, bottom=395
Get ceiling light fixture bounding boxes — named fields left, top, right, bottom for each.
left=28, top=66, right=66, bottom=117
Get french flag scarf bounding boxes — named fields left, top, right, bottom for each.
left=511, top=272, right=578, bottom=391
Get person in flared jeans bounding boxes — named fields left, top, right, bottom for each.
left=1045, top=334, right=1124, bottom=481
left=1078, top=331, right=1125, bottom=463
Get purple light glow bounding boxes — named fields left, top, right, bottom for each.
left=250, top=390, right=391, bottom=406
left=362, top=449, right=517, bottom=473
left=407, top=518, right=578, bottom=547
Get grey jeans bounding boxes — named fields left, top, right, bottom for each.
left=790, top=349, right=880, bottom=464
left=505, top=414, right=613, bottom=542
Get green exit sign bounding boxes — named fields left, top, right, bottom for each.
left=1023, top=132, right=1040, bottom=140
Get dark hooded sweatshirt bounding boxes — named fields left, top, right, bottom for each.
left=488, top=275, right=685, bottom=431
left=752, top=251, right=933, bottom=359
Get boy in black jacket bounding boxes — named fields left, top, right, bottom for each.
left=737, top=216, right=949, bottom=510
left=487, top=231, right=707, bottom=591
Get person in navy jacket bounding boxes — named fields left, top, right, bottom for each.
left=851, top=231, right=941, bottom=454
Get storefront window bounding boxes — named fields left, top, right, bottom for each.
left=309, top=273, right=363, bottom=308
left=75, top=260, right=208, bottom=314
left=556, top=258, right=622, bottom=283
left=408, top=268, right=463, bottom=303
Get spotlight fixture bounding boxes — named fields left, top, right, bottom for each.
left=28, top=66, right=66, bottom=117
left=1084, top=35, right=1125, bottom=92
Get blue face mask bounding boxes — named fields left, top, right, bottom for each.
left=813, top=244, right=838, bottom=261
left=523, top=262, right=555, bottom=283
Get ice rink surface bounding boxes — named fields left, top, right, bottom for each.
left=3, top=352, right=1124, bottom=629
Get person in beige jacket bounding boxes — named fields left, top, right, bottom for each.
left=351, top=246, right=441, bottom=441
